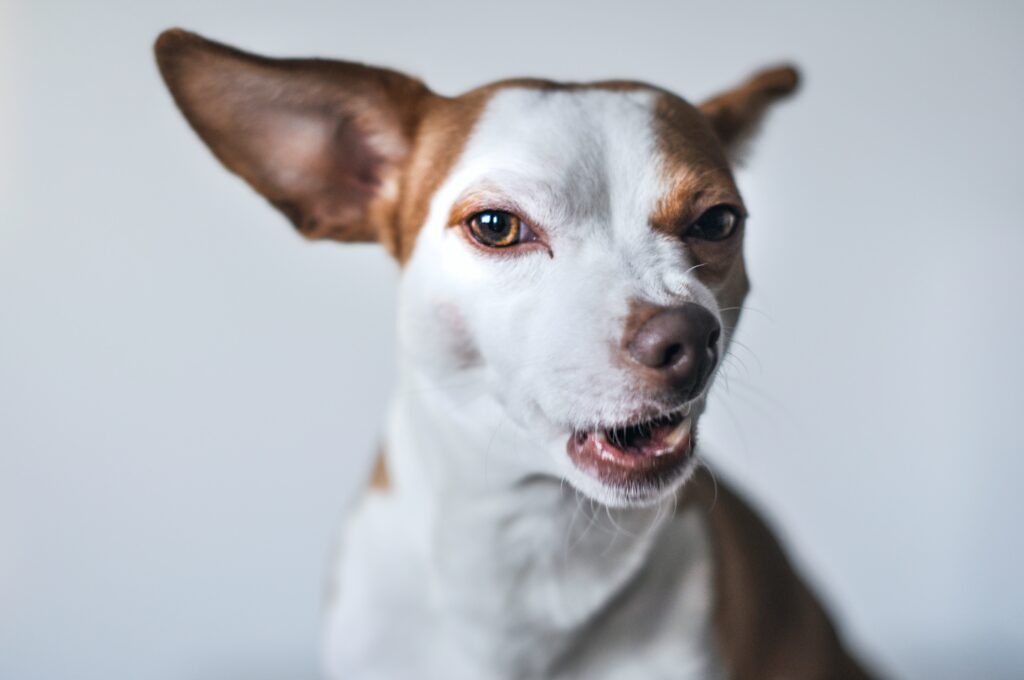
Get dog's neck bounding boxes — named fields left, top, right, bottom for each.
left=385, top=363, right=716, bottom=677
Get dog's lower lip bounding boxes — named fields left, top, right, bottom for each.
left=566, top=412, right=694, bottom=485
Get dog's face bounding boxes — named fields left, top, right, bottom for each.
left=156, top=30, right=797, bottom=506
left=399, top=86, right=755, bottom=506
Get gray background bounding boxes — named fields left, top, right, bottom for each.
left=2, top=1, right=1022, bottom=678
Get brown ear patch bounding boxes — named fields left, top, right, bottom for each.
left=699, top=65, right=800, bottom=155
left=154, top=29, right=433, bottom=245
left=391, top=91, right=493, bottom=262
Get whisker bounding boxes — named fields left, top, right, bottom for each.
left=697, top=458, right=720, bottom=512
left=718, top=304, right=774, bottom=322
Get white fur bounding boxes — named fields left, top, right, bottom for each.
left=324, top=88, right=727, bottom=679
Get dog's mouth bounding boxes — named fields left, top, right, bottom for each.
left=566, top=410, right=695, bottom=489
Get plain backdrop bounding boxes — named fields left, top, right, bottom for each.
left=2, top=1, right=1023, bottom=678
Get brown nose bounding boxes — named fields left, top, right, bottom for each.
left=626, top=303, right=721, bottom=398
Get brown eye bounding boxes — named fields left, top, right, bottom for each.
left=467, top=210, right=526, bottom=248
left=684, top=205, right=741, bottom=241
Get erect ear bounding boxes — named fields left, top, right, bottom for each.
left=154, top=29, right=433, bottom=247
left=699, top=65, right=800, bottom=161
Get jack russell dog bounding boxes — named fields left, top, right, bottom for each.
left=155, top=29, right=878, bottom=680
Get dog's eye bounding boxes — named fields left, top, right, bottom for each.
left=684, top=205, right=741, bottom=242
left=466, top=210, right=532, bottom=248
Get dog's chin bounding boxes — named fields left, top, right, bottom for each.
left=562, top=409, right=699, bottom=508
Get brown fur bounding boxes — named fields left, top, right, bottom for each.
left=699, top=65, right=800, bottom=154
left=684, top=469, right=875, bottom=679
left=154, top=29, right=432, bottom=245
left=394, top=92, right=492, bottom=261
left=369, top=447, right=390, bottom=492
left=650, top=92, right=750, bottom=313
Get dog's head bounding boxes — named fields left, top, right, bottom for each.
left=156, top=30, right=798, bottom=507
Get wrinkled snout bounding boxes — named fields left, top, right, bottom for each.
left=625, top=302, right=721, bottom=401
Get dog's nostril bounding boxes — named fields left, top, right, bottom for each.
left=707, top=327, right=720, bottom=350
left=663, top=342, right=684, bottom=367
left=626, top=303, right=720, bottom=391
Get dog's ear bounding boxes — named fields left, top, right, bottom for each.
left=154, top=29, right=433, bottom=245
left=699, top=65, right=799, bottom=161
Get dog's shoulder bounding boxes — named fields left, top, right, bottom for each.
left=684, top=469, right=877, bottom=680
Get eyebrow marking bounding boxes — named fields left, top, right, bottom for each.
left=649, top=176, right=745, bottom=236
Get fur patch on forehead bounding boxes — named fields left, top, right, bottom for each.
left=397, top=81, right=738, bottom=265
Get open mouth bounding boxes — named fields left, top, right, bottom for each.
left=566, top=410, right=695, bottom=489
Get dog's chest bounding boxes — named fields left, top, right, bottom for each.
left=324, top=487, right=724, bottom=680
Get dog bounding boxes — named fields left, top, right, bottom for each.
left=155, top=28, right=877, bottom=680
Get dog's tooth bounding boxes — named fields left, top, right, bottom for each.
left=663, top=417, right=692, bottom=449
left=595, top=435, right=621, bottom=461
left=593, top=430, right=616, bottom=461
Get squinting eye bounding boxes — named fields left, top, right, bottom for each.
left=466, top=210, right=533, bottom=248
left=684, top=205, right=741, bottom=242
